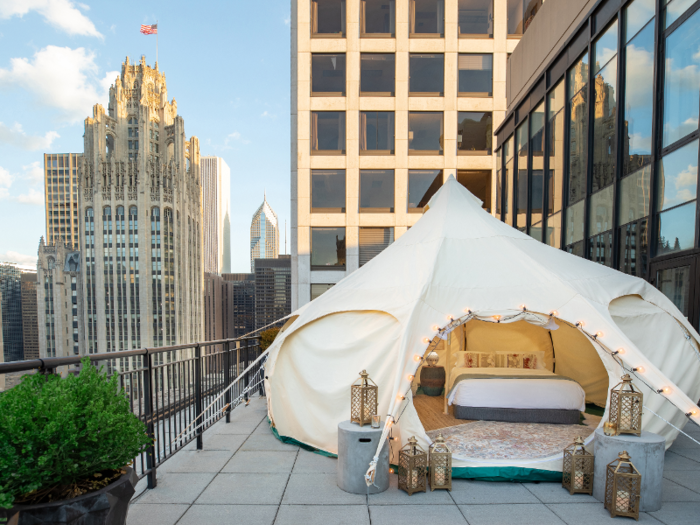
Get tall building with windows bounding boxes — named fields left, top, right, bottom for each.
left=250, top=194, right=279, bottom=271
left=20, top=272, right=39, bottom=360
left=223, top=273, right=256, bottom=337
left=254, top=256, right=291, bottom=330
left=494, top=0, right=700, bottom=330
left=44, top=153, right=81, bottom=246
left=0, top=263, right=24, bottom=362
left=200, top=156, right=232, bottom=274
left=37, top=239, right=83, bottom=359
left=78, top=56, right=203, bottom=354
left=291, top=0, right=537, bottom=307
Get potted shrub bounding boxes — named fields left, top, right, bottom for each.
left=0, top=357, right=151, bottom=524
left=260, top=327, right=281, bottom=351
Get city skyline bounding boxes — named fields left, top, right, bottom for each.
left=0, top=1, right=291, bottom=274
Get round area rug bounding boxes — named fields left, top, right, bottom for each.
left=426, top=420, right=596, bottom=460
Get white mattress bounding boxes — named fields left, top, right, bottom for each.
left=447, top=367, right=586, bottom=412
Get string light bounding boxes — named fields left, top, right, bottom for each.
left=397, top=395, right=405, bottom=401
left=413, top=355, right=422, bottom=362
left=389, top=468, right=395, bottom=474
left=463, top=308, right=472, bottom=314
left=493, top=315, right=501, bottom=322
left=613, top=348, right=625, bottom=356
left=431, top=325, right=440, bottom=331
left=687, top=409, right=699, bottom=417
left=407, top=374, right=414, bottom=381
left=634, top=366, right=645, bottom=373
left=447, top=314, right=454, bottom=321
left=657, top=387, right=671, bottom=394
left=519, top=304, right=527, bottom=311
left=422, top=337, right=431, bottom=344
left=549, top=310, right=558, bottom=317
left=576, top=321, right=585, bottom=328
left=595, top=331, right=604, bottom=339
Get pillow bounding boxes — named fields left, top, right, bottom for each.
left=493, top=350, right=545, bottom=369
left=463, top=352, right=497, bottom=368
left=452, top=351, right=468, bottom=368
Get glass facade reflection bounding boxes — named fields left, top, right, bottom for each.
left=495, top=0, right=700, bottom=329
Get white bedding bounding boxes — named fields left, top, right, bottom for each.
left=447, top=367, right=586, bottom=412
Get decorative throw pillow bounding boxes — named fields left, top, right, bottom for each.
left=506, top=353, right=523, bottom=368
left=480, top=352, right=497, bottom=368
left=464, top=352, right=480, bottom=368
left=522, top=354, right=538, bottom=369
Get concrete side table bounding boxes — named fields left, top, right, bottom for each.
left=593, top=428, right=665, bottom=512
left=337, top=420, right=389, bottom=494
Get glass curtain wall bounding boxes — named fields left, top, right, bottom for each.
left=516, top=118, right=529, bottom=232
left=546, top=81, right=565, bottom=248
left=505, top=137, right=514, bottom=225
left=530, top=103, right=545, bottom=240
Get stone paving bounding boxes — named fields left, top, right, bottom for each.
left=128, top=396, right=700, bottom=525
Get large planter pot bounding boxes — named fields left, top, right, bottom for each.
left=1, top=467, right=138, bottom=525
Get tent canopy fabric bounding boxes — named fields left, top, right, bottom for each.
left=264, top=176, right=700, bottom=476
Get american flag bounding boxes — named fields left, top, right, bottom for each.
left=140, top=24, right=157, bottom=35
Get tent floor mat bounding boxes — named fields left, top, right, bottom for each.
left=413, top=394, right=473, bottom=431
left=426, top=420, right=596, bottom=461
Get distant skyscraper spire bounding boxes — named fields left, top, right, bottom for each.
left=250, top=193, right=279, bottom=271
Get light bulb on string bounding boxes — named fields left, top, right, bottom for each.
left=422, top=337, right=430, bottom=344
left=397, top=395, right=405, bottom=401
left=407, top=374, right=414, bottom=381
left=463, top=308, right=472, bottom=314
left=594, top=331, right=604, bottom=339
left=688, top=409, right=699, bottom=417
left=519, top=304, right=527, bottom=312
left=634, top=366, right=645, bottom=374
left=413, top=355, right=422, bottom=362
left=576, top=321, right=585, bottom=328
left=549, top=310, right=558, bottom=317
left=613, top=348, right=625, bottom=356
left=493, top=315, right=501, bottom=322
left=389, top=468, right=395, bottom=474
left=431, top=325, right=440, bottom=331
left=657, top=387, right=671, bottom=395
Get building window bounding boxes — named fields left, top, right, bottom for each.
left=496, top=149, right=502, bottom=218
left=408, top=170, right=442, bottom=212
left=546, top=80, right=565, bottom=248
left=360, top=170, right=394, bottom=212
left=515, top=118, right=528, bottom=232
left=655, top=139, right=698, bottom=255
left=410, top=0, right=444, bottom=36
left=409, top=54, right=444, bottom=96
left=359, top=227, right=394, bottom=266
left=529, top=102, right=545, bottom=241
left=566, top=52, right=589, bottom=216
left=618, top=166, right=650, bottom=277
left=504, top=137, right=514, bottom=225
left=457, top=171, right=492, bottom=212
left=588, top=185, right=614, bottom=267
left=408, top=112, right=443, bottom=154
left=312, top=53, right=346, bottom=96
left=360, top=112, right=395, bottom=154
left=311, top=112, right=346, bottom=154
left=312, top=170, right=346, bottom=212
left=458, top=0, right=493, bottom=37
left=311, top=283, right=335, bottom=300
left=458, top=54, right=493, bottom=96
left=312, top=0, right=345, bottom=37
left=662, top=7, right=700, bottom=148
left=507, top=0, right=541, bottom=36
left=360, top=54, right=395, bottom=96
left=591, top=20, right=618, bottom=193
left=311, top=227, right=346, bottom=270
left=458, top=112, right=492, bottom=154
left=361, top=0, right=395, bottom=36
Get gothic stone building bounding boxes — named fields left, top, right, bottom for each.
left=79, top=56, right=203, bottom=354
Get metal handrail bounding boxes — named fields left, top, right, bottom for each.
left=0, top=335, right=264, bottom=490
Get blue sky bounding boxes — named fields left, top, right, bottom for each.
left=0, top=0, right=291, bottom=272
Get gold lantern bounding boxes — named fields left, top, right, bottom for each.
left=604, top=451, right=641, bottom=520
left=351, top=370, right=378, bottom=426
left=562, top=436, right=594, bottom=495
left=609, top=374, right=643, bottom=436
left=398, top=436, right=428, bottom=495
left=429, top=434, right=452, bottom=491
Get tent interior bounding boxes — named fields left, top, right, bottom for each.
left=410, top=316, right=610, bottom=462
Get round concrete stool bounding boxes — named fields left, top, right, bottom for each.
left=593, top=428, right=665, bottom=512
left=337, top=420, right=389, bottom=494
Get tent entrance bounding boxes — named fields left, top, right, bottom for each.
left=411, top=317, right=608, bottom=461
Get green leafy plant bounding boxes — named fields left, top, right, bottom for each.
left=0, top=357, right=151, bottom=509
left=259, top=327, right=281, bottom=351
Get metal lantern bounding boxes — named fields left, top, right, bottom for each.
left=351, top=370, right=378, bottom=426
left=562, top=436, right=594, bottom=495
left=604, top=451, right=641, bottom=520
left=429, top=434, right=452, bottom=491
left=425, top=351, right=440, bottom=367
left=398, top=436, right=428, bottom=495
left=609, top=374, right=643, bottom=436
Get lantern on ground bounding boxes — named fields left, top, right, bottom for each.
left=429, top=434, right=452, bottom=491
left=562, top=436, right=594, bottom=495
left=605, top=451, right=641, bottom=520
left=398, top=436, right=427, bottom=495
left=351, top=370, right=378, bottom=426
left=609, top=374, right=643, bottom=436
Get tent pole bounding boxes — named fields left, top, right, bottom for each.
left=444, top=331, right=451, bottom=415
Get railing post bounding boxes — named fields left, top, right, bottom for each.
left=244, top=339, right=250, bottom=402
left=236, top=340, right=241, bottom=402
left=143, top=351, right=157, bottom=489
left=224, top=340, right=231, bottom=423
left=194, top=343, right=203, bottom=450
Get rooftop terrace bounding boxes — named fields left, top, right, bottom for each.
left=127, top=395, right=700, bottom=525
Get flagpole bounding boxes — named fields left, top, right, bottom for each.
left=156, top=20, right=159, bottom=65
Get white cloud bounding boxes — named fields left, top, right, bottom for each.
left=260, top=110, right=276, bottom=119
left=0, top=166, right=11, bottom=199
left=675, top=164, right=698, bottom=189
left=15, top=187, right=44, bottom=205
left=0, top=121, right=59, bottom=150
left=0, top=163, right=45, bottom=205
left=223, top=131, right=251, bottom=148
left=0, top=0, right=102, bottom=37
left=0, top=250, right=37, bottom=267
left=284, top=16, right=291, bottom=26
left=0, top=46, right=118, bottom=123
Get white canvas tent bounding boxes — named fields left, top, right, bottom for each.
left=264, top=176, right=700, bottom=479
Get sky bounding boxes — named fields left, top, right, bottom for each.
left=0, top=0, right=291, bottom=273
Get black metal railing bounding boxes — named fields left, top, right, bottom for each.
left=0, top=336, right=264, bottom=489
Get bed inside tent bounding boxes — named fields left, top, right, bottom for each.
left=410, top=316, right=610, bottom=465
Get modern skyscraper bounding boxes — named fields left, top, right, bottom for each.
left=254, top=255, right=291, bottom=330
left=44, top=153, right=81, bottom=247
left=37, top=239, right=83, bottom=359
left=200, top=156, right=232, bottom=274
left=291, top=0, right=533, bottom=308
left=20, top=272, right=39, bottom=360
left=250, top=194, right=279, bottom=271
left=222, top=273, right=256, bottom=337
left=0, top=263, right=23, bottom=362
left=78, top=56, right=203, bottom=354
